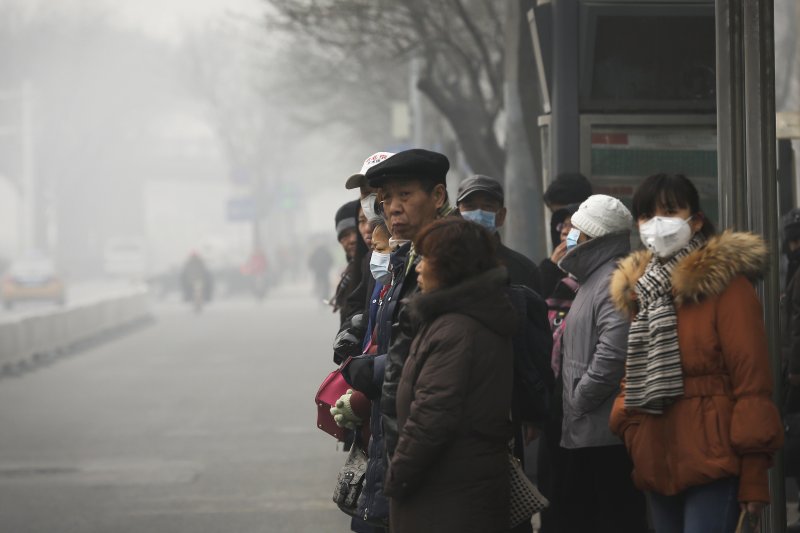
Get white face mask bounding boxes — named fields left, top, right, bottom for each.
left=360, top=194, right=381, bottom=222
left=369, top=251, right=392, bottom=284
left=639, top=216, right=693, bottom=258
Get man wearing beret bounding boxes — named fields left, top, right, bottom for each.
left=363, top=148, right=454, bottom=461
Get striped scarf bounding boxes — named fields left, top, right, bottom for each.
left=624, top=234, right=705, bottom=414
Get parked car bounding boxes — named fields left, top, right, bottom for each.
left=1, top=252, right=66, bottom=309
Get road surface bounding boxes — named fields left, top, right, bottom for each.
left=0, top=282, right=352, bottom=533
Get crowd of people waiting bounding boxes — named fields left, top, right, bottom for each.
left=317, top=147, right=785, bottom=533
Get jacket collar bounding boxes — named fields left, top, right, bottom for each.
left=610, top=230, right=767, bottom=317
left=558, top=231, right=631, bottom=283
left=406, top=266, right=517, bottom=337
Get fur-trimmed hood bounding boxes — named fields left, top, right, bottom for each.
left=406, top=266, right=518, bottom=337
left=610, top=231, right=767, bottom=317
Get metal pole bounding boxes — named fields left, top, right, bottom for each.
left=716, top=0, right=747, bottom=230
left=742, top=1, right=784, bottom=530
left=718, top=0, right=784, bottom=530
left=550, top=0, right=579, bottom=177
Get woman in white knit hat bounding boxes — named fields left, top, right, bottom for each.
left=554, top=194, right=648, bottom=533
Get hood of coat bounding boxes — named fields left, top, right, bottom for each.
left=558, top=231, right=631, bottom=283
left=611, top=230, right=768, bottom=317
left=406, top=266, right=518, bottom=337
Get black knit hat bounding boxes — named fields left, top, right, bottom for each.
left=365, top=148, right=449, bottom=188
left=335, top=200, right=359, bottom=239
left=543, top=173, right=593, bottom=207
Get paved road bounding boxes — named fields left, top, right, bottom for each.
left=0, top=283, right=352, bottom=533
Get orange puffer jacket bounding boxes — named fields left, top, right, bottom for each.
left=609, top=231, right=784, bottom=503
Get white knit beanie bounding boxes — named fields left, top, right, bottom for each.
left=570, top=194, right=632, bottom=238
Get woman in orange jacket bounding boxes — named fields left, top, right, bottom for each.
left=609, top=173, right=783, bottom=533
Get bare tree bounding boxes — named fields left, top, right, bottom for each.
left=264, top=0, right=508, bottom=178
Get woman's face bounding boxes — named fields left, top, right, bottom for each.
left=358, top=208, right=372, bottom=248
left=637, top=204, right=703, bottom=234
left=558, top=216, right=572, bottom=243
left=415, top=256, right=440, bottom=293
left=372, top=226, right=391, bottom=254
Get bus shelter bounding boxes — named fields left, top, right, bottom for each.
left=528, top=0, right=787, bottom=529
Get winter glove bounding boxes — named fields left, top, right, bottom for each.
left=333, top=313, right=367, bottom=361
left=330, top=389, right=363, bottom=430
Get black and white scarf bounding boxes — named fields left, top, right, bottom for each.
left=624, top=234, right=705, bottom=414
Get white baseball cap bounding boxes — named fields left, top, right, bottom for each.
left=345, top=152, right=395, bottom=189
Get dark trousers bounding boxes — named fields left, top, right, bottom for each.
left=537, top=379, right=565, bottom=533
left=557, top=444, right=648, bottom=533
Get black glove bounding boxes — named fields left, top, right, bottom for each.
left=333, top=313, right=367, bottom=363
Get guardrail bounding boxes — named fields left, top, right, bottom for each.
left=0, top=288, right=151, bottom=371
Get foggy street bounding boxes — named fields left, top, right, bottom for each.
left=0, top=282, right=350, bottom=533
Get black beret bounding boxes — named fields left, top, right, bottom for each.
left=365, top=148, right=449, bottom=188
left=335, top=199, right=359, bottom=238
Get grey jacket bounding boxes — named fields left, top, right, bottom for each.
left=557, top=232, right=631, bottom=449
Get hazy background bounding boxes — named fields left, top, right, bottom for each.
left=0, top=0, right=393, bottom=283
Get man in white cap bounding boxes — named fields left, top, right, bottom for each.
left=555, top=194, right=648, bottom=533
left=333, top=152, right=398, bottom=366
left=346, top=151, right=395, bottom=224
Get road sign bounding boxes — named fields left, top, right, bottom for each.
left=226, top=196, right=256, bottom=222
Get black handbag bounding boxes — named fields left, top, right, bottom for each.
left=332, top=438, right=368, bottom=516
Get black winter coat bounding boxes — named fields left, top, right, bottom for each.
left=498, top=240, right=542, bottom=295
left=380, top=243, right=419, bottom=458
left=384, top=267, right=518, bottom=533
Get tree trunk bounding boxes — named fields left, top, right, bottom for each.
left=416, top=79, right=506, bottom=179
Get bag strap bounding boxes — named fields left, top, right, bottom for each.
left=557, top=276, right=580, bottom=293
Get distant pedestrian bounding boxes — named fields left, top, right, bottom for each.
left=610, top=174, right=784, bottom=533
left=556, top=194, right=648, bottom=533
left=383, top=218, right=517, bottom=533
left=308, top=242, right=333, bottom=302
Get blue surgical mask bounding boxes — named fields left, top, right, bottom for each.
left=566, top=228, right=581, bottom=250
left=460, top=209, right=497, bottom=232
left=369, top=251, right=392, bottom=285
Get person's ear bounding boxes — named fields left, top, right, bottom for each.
left=690, top=213, right=705, bottom=234
left=432, top=184, right=446, bottom=209
left=495, top=207, right=507, bottom=228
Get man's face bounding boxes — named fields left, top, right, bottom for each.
left=457, top=191, right=506, bottom=228
left=338, top=228, right=358, bottom=260
left=357, top=209, right=372, bottom=248
left=380, top=179, right=445, bottom=243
